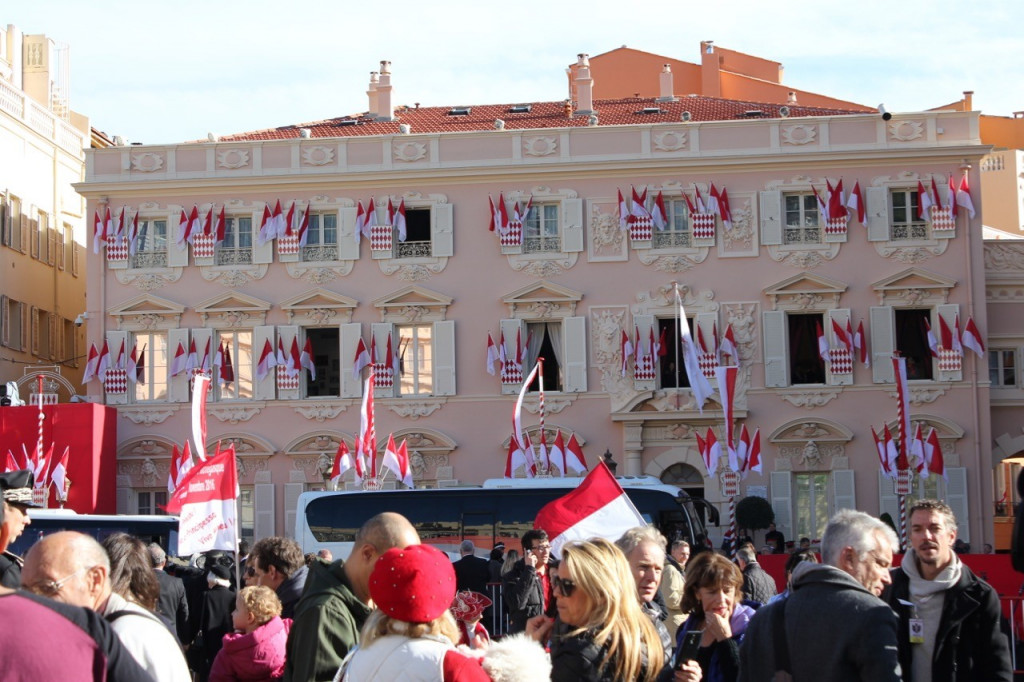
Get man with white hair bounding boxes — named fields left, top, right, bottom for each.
left=615, top=525, right=673, bottom=663
left=22, top=530, right=190, bottom=682
left=738, top=509, right=902, bottom=681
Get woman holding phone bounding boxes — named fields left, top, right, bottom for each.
left=669, top=552, right=756, bottom=682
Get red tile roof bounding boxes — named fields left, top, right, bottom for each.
left=210, top=95, right=873, bottom=143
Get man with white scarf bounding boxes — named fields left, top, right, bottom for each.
left=882, top=499, right=1011, bottom=682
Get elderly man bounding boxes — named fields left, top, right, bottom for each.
left=453, top=539, right=491, bottom=595
left=22, top=530, right=190, bottom=682
left=249, top=536, right=307, bottom=619
left=147, top=542, right=189, bottom=643
left=616, top=526, right=673, bottom=661
left=284, top=511, right=420, bottom=682
left=882, top=499, right=1011, bottom=682
left=736, top=544, right=778, bottom=604
left=738, top=509, right=902, bottom=682
left=0, top=469, right=42, bottom=587
left=660, top=538, right=690, bottom=632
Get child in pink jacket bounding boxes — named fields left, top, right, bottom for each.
left=209, top=586, right=292, bottom=682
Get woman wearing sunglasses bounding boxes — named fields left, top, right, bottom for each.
left=528, top=538, right=672, bottom=681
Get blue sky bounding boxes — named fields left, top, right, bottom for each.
left=8, top=0, right=1022, bottom=144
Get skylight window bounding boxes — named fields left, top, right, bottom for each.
left=508, top=104, right=532, bottom=113
left=448, top=107, right=472, bottom=116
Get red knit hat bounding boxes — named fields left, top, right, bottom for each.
left=369, top=545, right=456, bottom=623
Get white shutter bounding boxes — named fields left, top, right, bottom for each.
left=762, top=310, right=788, bottom=388
left=116, top=487, right=132, bottom=515
left=500, top=318, right=527, bottom=395
left=866, top=187, right=890, bottom=242
left=252, top=210, right=273, bottom=264
left=870, top=306, right=895, bottom=383
left=878, top=471, right=901, bottom=533
left=945, top=467, right=969, bottom=543
left=832, top=469, right=856, bottom=513
left=340, top=323, right=363, bottom=399
left=632, top=314, right=656, bottom=392
left=167, top=328, right=190, bottom=403
left=254, top=483, right=276, bottom=540
left=372, top=322, right=397, bottom=398
left=433, top=320, right=456, bottom=396
left=278, top=325, right=300, bottom=400
left=105, top=330, right=129, bottom=405
left=563, top=316, right=587, bottom=393
left=936, top=304, right=962, bottom=382
left=826, top=308, right=853, bottom=386
left=562, top=198, right=584, bottom=253
left=283, top=483, right=305, bottom=540
left=166, top=211, right=189, bottom=267
left=432, top=203, right=454, bottom=258
left=253, top=325, right=276, bottom=401
left=770, top=471, right=793, bottom=540
left=48, top=313, right=58, bottom=360
left=759, top=190, right=783, bottom=245
left=337, top=207, right=359, bottom=261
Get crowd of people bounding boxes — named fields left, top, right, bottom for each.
left=0, top=466, right=1015, bottom=681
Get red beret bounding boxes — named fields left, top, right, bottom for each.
left=369, top=545, right=456, bottom=624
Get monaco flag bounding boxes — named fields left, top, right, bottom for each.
left=165, top=447, right=239, bottom=555
left=382, top=434, right=414, bottom=488
left=330, top=441, right=352, bottom=490
left=49, top=446, right=70, bottom=502
left=533, top=462, right=645, bottom=560
left=192, top=374, right=211, bottom=462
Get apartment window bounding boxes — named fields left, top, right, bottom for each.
left=990, top=349, right=1017, bottom=387
left=399, top=324, right=434, bottom=395
left=2, top=296, right=25, bottom=350
left=131, top=219, right=168, bottom=269
left=59, top=223, right=71, bottom=270
left=652, top=199, right=692, bottom=249
left=237, top=486, right=255, bottom=543
left=890, top=189, right=927, bottom=240
left=789, top=313, right=826, bottom=385
left=29, top=211, right=39, bottom=259
left=137, top=490, right=168, bottom=515
left=658, top=316, right=693, bottom=389
left=35, top=309, right=52, bottom=359
left=216, top=330, right=254, bottom=400
left=133, top=331, right=168, bottom=402
left=523, top=203, right=560, bottom=253
left=305, top=327, right=340, bottom=397
left=894, top=309, right=933, bottom=380
left=395, top=208, right=432, bottom=259
left=784, top=194, right=821, bottom=244
left=71, top=242, right=79, bottom=276
left=217, top=216, right=253, bottom=265
left=794, top=473, right=829, bottom=542
left=37, top=211, right=52, bottom=264
left=4, top=196, right=23, bottom=252
left=302, top=213, right=338, bottom=262
left=62, top=319, right=76, bottom=367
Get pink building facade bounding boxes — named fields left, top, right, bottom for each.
left=78, top=93, right=994, bottom=548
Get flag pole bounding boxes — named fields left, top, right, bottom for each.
left=538, top=357, right=546, bottom=475
left=672, top=282, right=681, bottom=410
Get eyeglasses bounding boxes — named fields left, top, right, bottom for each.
left=28, top=565, right=93, bottom=597
left=551, top=576, right=576, bottom=598
left=530, top=543, right=552, bottom=553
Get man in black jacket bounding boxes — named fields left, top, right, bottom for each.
left=881, top=499, right=1011, bottom=682
left=149, top=542, right=190, bottom=643
left=453, top=539, right=491, bottom=594
left=502, top=529, right=551, bottom=633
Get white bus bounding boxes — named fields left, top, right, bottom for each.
left=295, top=476, right=711, bottom=560
left=10, top=509, right=180, bottom=556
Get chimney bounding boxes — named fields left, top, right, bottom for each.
left=564, top=99, right=573, bottom=119
left=367, top=71, right=379, bottom=118
left=376, top=60, right=394, bottom=122
left=963, top=90, right=974, bottom=111
left=700, top=40, right=720, bottom=97
left=656, top=63, right=677, bottom=102
left=787, top=91, right=798, bottom=105
left=574, top=53, right=594, bottom=115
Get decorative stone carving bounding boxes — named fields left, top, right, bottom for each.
left=723, top=303, right=758, bottom=365
left=888, top=120, right=924, bottom=142
left=722, top=200, right=756, bottom=254
left=887, top=384, right=950, bottom=405
left=523, top=136, right=557, bottom=157
left=378, top=262, right=445, bottom=281
left=985, top=242, right=1024, bottom=271
left=652, top=130, right=687, bottom=152
left=121, top=406, right=176, bottom=424
left=301, top=145, right=335, bottom=166
left=393, top=141, right=428, bottom=162
left=781, top=124, right=817, bottom=145
left=210, top=405, right=263, bottom=424
left=588, top=208, right=627, bottom=255
left=386, top=399, right=445, bottom=420
left=800, top=441, right=823, bottom=467
left=216, top=149, right=250, bottom=169
left=507, top=252, right=578, bottom=276
left=592, top=307, right=638, bottom=410
left=520, top=395, right=573, bottom=415
left=284, top=261, right=354, bottom=283
left=294, top=403, right=347, bottom=421
left=201, top=264, right=269, bottom=286
left=872, top=243, right=946, bottom=262
left=115, top=269, right=184, bottom=291
left=769, top=248, right=829, bottom=269
left=131, top=152, right=164, bottom=172
left=777, top=389, right=841, bottom=407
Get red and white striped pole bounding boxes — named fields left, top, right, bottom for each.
left=728, top=496, right=737, bottom=558
left=898, top=494, right=907, bottom=551
left=537, top=358, right=546, bottom=473
left=36, top=374, right=44, bottom=460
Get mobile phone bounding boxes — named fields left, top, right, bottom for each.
left=673, top=630, right=703, bottom=669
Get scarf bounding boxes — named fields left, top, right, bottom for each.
left=901, top=548, right=962, bottom=682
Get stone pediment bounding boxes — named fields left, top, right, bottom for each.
left=373, top=285, right=453, bottom=322
left=108, top=293, right=185, bottom=330
left=763, top=272, right=847, bottom=311
left=280, top=289, right=358, bottom=324
left=768, top=419, right=854, bottom=444
left=195, top=291, right=272, bottom=327
left=502, top=280, right=583, bottom=317
left=872, top=267, right=956, bottom=305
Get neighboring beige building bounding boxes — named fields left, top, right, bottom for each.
left=0, top=23, right=89, bottom=398
left=78, top=56, right=1003, bottom=551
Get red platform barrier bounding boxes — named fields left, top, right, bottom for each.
left=0, top=403, right=118, bottom=513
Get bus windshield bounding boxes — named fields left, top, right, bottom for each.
left=8, top=512, right=180, bottom=557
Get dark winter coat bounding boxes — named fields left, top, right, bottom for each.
left=501, top=559, right=545, bottom=634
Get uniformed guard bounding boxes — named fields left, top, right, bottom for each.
left=0, top=469, right=42, bottom=587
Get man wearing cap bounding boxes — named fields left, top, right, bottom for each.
left=0, top=468, right=41, bottom=587
left=285, top=511, right=420, bottom=682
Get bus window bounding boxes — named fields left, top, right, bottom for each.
left=462, top=512, right=495, bottom=551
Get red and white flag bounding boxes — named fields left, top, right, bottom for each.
left=650, top=191, right=667, bottom=230
left=872, top=427, right=891, bottom=478
left=931, top=177, right=944, bottom=212
left=917, top=180, right=934, bottom=220
left=909, top=423, right=927, bottom=477
left=385, top=197, right=396, bottom=229
left=828, top=179, right=846, bottom=220
left=504, top=434, right=531, bottom=479
left=620, top=329, right=634, bottom=377
left=192, top=374, right=211, bottom=462
left=883, top=425, right=899, bottom=478
left=617, top=189, right=629, bottom=230
left=720, top=324, right=738, bottom=364
left=284, top=202, right=296, bottom=237
left=815, top=320, right=829, bottom=361
left=82, top=343, right=99, bottom=384
left=165, top=447, right=239, bottom=555
left=357, top=372, right=376, bottom=481
left=710, top=183, right=732, bottom=230
left=271, top=200, right=286, bottom=239
left=533, top=462, right=645, bottom=559
left=258, top=204, right=274, bottom=245
left=49, top=446, right=71, bottom=502
left=199, top=338, right=212, bottom=374
left=300, top=337, right=316, bottom=380
left=355, top=201, right=368, bottom=243
left=715, top=365, right=739, bottom=472
left=677, top=291, right=714, bottom=412
left=486, top=333, right=499, bottom=376
left=693, top=185, right=708, bottom=213
left=831, top=318, right=851, bottom=353
left=385, top=332, right=399, bottom=378
left=287, top=337, right=302, bottom=378
left=548, top=431, right=567, bottom=476
left=630, top=187, right=650, bottom=220
left=97, top=340, right=111, bottom=381
left=382, top=434, right=414, bottom=488
left=353, top=337, right=371, bottom=378
left=92, top=210, right=105, bottom=254
left=746, top=428, right=762, bottom=475
left=487, top=196, right=497, bottom=233
left=114, top=339, right=126, bottom=371
left=275, top=337, right=288, bottom=370
left=938, top=315, right=955, bottom=353
left=255, top=339, right=276, bottom=382
left=175, top=441, right=196, bottom=491
left=956, top=175, right=976, bottom=219
left=737, top=424, right=751, bottom=474
left=330, top=441, right=352, bottom=490
left=214, top=206, right=226, bottom=243
left=846, top=181, right=866, bottom=225
left=813, top=186, right=828, bottom=220
left=495, top=193, right=510, bottom=236
left=565, top=433, right=587, bottom=475
left=961, top=317, right=985, bottom=357
left=394, top=199, right=407, bottom=242
left=297, top=205, right=310, bottom=247
left=202, top=206, right=214, bottom=237
left=185, top=338, right=199, bottom=373
left=924, top=428, right=945, bottom=479
left=515, top=197, right=533, bottom=224
left=892, top=356, right=912, bottom=471
left=187, top=205, right=201, bottom=243
left=703, top=427, right=721, bottom=476
left=33, top=443, right=53, bottom=490
left=218, top=343, right=235, bottom=384
left=923, top=318, right=938, bottom=357
left=854, top=320, right=869, bottom=366
left=127, top=343, right=139, bottom=382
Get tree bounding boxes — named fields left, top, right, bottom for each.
left=736, top=495, right=775, bottom=535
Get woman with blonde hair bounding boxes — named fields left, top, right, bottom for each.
left=528, top=538, right=680, bottom=682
